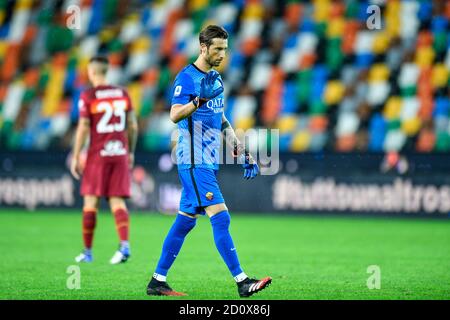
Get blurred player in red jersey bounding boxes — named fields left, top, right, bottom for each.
left=70, top=56, right=138, bottom=264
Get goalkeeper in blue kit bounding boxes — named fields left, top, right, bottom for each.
left=146, top=25, right=272, bottom=297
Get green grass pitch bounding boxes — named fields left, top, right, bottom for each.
left=0, top=209, right=449, bottom=300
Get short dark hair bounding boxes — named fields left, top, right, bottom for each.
left=199, top=25, right=228, bottom=47
left=89, top=56, right=109, bottom=65
left=89, top=56, right=109, bottom=75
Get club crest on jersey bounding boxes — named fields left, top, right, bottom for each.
left=206, top=98, right=224, bottom=113
left=205, top=192, right=214, bottom=200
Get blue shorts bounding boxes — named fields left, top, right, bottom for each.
left=178, top=167, right=225, bottom=215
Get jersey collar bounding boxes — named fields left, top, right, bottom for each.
left=191, top=63, right=207, bottom=74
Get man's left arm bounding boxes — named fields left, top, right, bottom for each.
left=127, top=110, right=138, bottom=168
left=221, top=114, right=259, bottom=179
left=124, top=91, right=138, bottom=169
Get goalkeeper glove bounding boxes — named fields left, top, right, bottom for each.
left=198, top=70, right=224, bottom=104
left=236, top=148, right=259, bottom=180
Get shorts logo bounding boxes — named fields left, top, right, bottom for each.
left=100, top=140, right=127, bottom=157
left=205, top=192, right=214, bottom=200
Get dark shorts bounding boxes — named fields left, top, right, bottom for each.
left=81, top=157, right=131, bottom=198
left=178, top=167, right=225, bottom=215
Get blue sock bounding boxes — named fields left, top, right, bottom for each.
left=155, top=214, right=196, bottom=276
left=210, top=211, right=243, bottom=277
left=120, top=241, right=129, bottom=250
left=120, top=241, right=130, bottom=255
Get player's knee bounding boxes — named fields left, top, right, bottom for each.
left=205, top=203, right=228, bottom=216
left=109, top=197, right=126, bottom=211
left=84, top=196, right=99, bottom=210
left=210, top=210, right=230, bottom=229
left=176, top=213, right=197, bottom=233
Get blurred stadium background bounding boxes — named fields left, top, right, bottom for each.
left=0, top=0, right=449, bottom=300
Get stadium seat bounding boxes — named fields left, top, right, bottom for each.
left=416, top=128, right=435, bottom=152
left=383, top=96, right=402, bottom=120
left=367, top=82, right=390, bottom=107
left=401, top=117, right=421, bottom=136
left=400, top=98, right=420, bottom=121
left=290, top=130, right=311, bottom=152
left=324, top=80, right=345, bottom=105
left=336, top=134, right=356, bottom=152
left=335, top=112, right=360, bottom=137
left=384, top=130, right=406, bottom=151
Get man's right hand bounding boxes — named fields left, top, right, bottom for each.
left=70, top=155, right=82, bottom=180
left=240, top=153, right=259, bottom=180
left=199, top=70, right=223, bottom=101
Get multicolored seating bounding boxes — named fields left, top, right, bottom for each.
left=0, top=0, right=448, bottom=153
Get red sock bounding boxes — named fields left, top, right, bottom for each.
left=82, top=209, right=97, bottom=249
left=113, top=208, right=129, bottom=242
